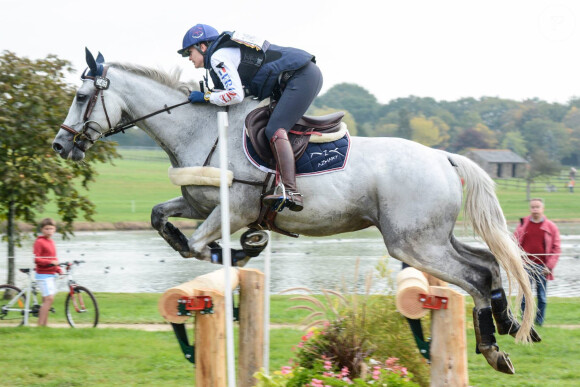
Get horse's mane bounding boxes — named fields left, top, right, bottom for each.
left=108, top=62, right=199, bottom=95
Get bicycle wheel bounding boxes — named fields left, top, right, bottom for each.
left=0, top=285, right=25, bottom=327
left=65, top=286, right=99, bottom=328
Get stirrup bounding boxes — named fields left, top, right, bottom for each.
left=264, top=183, right=303, bottom=212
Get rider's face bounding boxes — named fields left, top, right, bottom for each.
left=188, top=44, right=206, bottom=69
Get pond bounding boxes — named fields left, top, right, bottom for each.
left=1, top=226, right=579, bottom=297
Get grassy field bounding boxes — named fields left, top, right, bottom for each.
left=40, top=148, right=580, bottom=225
left=0, top=294, right=578, bottom=386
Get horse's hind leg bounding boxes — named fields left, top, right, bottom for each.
left=388, top=240, right=515, bottom=374
left=451, top=237, right=541, bottom=343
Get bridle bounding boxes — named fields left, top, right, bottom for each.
left=59, top=65, right=189, bottom=151
left=59, top=64, right=264, bottom=188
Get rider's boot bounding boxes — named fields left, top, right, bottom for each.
left=262, top=128, right=303, bottom=212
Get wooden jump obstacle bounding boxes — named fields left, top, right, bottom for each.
left=396, top=267, right=468, bottom=387
left=159, top=267, right=265, bottom=387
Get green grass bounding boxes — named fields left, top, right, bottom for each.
left=45, top=156, right=181, bottom=223
left=1, top=294, right=577, bottom=386
left=39, top=149, right=580, bottom=224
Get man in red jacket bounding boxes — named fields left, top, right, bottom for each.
left=514, top=198, right=561, bottom=326
left=33, top=218, right=62, bottom=326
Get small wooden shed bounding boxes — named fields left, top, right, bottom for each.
left=464, top=149, right=528, bottom=178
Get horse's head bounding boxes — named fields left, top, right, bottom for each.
left=53, top=48, right=127, bottom=161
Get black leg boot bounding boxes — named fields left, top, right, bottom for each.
left=491, top=288, right=541, bottom=342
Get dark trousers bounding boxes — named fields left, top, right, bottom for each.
left=265, top=61, right=323, bottom=139
left=521, top=263, right=548, bottom=325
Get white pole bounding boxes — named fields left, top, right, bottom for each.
left=218, top=111, right=236, bottom=387
left=23, top=271, right=32, bottom=326
left=262, top=231, right=271, bottom=374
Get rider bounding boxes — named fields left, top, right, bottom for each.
left=178, top=23, right=323, bottom=212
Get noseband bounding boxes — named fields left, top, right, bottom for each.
left=60, top=65, right=189, bottom=150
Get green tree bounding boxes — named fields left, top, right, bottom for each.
left=314, top=83, right=379, bottom=127
left=0, top=51, right=119, bottom=286
left=409, top=116, right=450, bottom=147
left=396, top=108, right=412, bottom=139
left=451, top=123, right=497, bottom=152
left=520, top=118, right=570, bottom=159
left=501, top=131, right=528, bottom=156
left=524, top=150, right=561, bottom=201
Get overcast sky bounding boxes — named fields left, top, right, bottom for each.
left=1, top=0, right=579, bottom=104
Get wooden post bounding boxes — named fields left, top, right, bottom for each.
left=429, top=286, right=468, bottom=387
left=196, top=288, right=227, bottom=387
left=238, top=268, right=265, bottom=387
left=158, top=268, right=240, bottom=323
left=158, top=268, right=266, bottom=387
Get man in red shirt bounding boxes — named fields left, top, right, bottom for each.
left=33, top=218, right=62, bottom=326
left=514, top=198, right=561, bottom=326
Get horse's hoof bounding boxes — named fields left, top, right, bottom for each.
left=179, top=251, right=195, bottom=258
left=240, top=229, right=269, bottom=258
left=478, top=345, right=515, bottom=374
left=496, top=351, right=515, bottom=374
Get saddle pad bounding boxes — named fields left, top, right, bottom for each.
left=242, top=128, right=351, bottom=176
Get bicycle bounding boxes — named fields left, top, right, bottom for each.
left=0, top=260, right=99, bottom=328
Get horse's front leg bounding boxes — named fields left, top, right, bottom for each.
left=151, top=196, right=202, bottom=258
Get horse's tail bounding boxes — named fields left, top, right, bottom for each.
left=448, top=152, right=534, bottom=343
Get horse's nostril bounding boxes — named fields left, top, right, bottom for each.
left=52, top=142, right=64, bottom=153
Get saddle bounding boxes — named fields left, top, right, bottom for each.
left=245, top=102, right=344, bottom=168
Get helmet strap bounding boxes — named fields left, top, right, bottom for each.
left=194, top=44, right=206, bottom=56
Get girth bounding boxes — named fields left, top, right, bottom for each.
left=245, top=102, right=344, bottom=168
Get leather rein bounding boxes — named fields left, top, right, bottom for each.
left=59, top=65, right=263, bottom=187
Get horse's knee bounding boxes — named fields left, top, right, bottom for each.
left=151, top=204, right=166, bottom=230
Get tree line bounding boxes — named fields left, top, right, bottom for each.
left=311, top=83, right=579, bottom=166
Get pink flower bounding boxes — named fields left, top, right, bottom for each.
left=281, top=366, right=292, bottom=375
left=309, top=378, right=324, bottom=387
left=340, top=367, right=350, bottom=377
left=385, top=357, right=399, bottom=367
left=324, top=360, right=332, bottom=370
left=323, top=371, right=333, bottom=377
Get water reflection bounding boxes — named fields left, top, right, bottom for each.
left=1, top=227, right=579, bottom=296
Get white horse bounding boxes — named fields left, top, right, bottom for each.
left=53, top=51, right=540, bottom=374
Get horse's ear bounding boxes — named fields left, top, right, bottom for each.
left=96, top=51, right=105, bottom=64
left=85, top=47, right=98, bottom=75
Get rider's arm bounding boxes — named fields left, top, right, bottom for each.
left=208, top=47, right=245, bottom=106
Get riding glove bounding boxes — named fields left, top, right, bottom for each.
left=188, top=91, right=210, bottom=104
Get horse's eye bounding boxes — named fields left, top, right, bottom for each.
left=76, top=93, right=88, bottom=103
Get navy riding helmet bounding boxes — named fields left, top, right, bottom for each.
left=178, top=24, right=219, bottom=57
